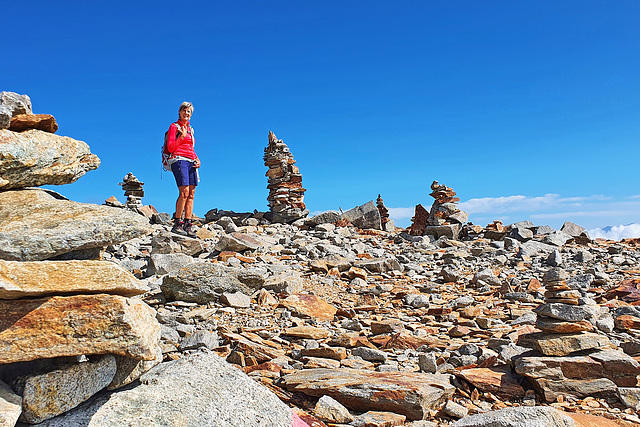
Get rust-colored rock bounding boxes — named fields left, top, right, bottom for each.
left=283, top=368, right=454, bottom=420
left=0, top=260, right=148, bottom=300
left=9, top=114, right=58, bottom=133
left=456, top=365, right=525, bottom=398
left=0, top=294, right=160, bottom=364
left=281, top=294, right=337, bottom=321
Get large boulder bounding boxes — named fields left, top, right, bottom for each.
left=0, top=188, right=152, bottom=261
left=0, top=129, right=100, bottom=189
left=0, top=260, right=148, bottom=299
left=282, top=368, right=454, bottom=420
left=161, top=262, right=267, bottom=304
left=0, top=294, right=160, bottom=364
left=36, top=352, right=293, bottom=427
left=342, top=200, right=382, bottom=230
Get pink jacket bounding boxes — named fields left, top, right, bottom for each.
left=167, top=120, right=198, bottom=160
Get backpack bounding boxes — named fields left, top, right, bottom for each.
left=161, top=123, right=194, bottom=171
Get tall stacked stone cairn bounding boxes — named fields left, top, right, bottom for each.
left=514, top=267, right=640, bottom=404
left=376, top=194, right=395, bottom=232
left=263, top=131, right=308, bottom=223
left=409, top=180, right=468, bottom=239
left=0, top=91, right=160, bottom=424
left=119, top=172, right=144, bottom=210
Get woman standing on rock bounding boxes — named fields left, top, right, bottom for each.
left=167, top=101, right=200, bottom=237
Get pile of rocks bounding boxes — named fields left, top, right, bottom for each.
left=515, top=267, right=640, bottom=405
left=0, top=91, right=58, bottom=133
left=376, top=194, right=395, bottom=232
left=0, top=93, right=163, bottom=425
left=409, top=180, right=468, bottom=239
left=263, top=131, right=308, bottom=224
left=119, top=172, right=144, bottom=210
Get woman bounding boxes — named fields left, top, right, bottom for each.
left=167, top=101, right=200, bottom=237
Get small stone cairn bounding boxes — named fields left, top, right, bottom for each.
left=376, top=194, right=394, bottom=232
left=515, top=267, right=640, bottom=404
left=263, top=131, right=308, bottom=223
left=409, top=180, right=468, bottom=239
left=119, top=172, right=144, bottom=210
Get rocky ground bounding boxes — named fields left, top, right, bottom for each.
left=102, top=212, right=640, bottom=426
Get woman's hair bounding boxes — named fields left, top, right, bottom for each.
left=179, top=102, right=194, bottom=113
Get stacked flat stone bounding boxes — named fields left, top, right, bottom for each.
left=119, top=172, right=144, bottom=210
left=376, top=194, right=394, bottom=232
left=263, top=131, right=308, bottom=223
left=409, top=180, right=468, bottom=239
left=514, top=267, right=640, bottom=404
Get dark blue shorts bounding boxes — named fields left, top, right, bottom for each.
left=171, top=160, right=199, bottom=187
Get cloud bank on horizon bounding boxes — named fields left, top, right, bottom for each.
left=387, top=193, right=640, bottom=240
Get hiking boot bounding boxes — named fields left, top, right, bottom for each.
left=171, top=218, right=187, bottom=236
left=183, top=219, right=197, bottom=238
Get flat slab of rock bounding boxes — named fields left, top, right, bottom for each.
left=161, top=262, right=266, bottom=304
left=0, top=188, right=152, bottom=261
left=19, top=354, right=116, bottom=424
left=0, top=129, right=99, bottom=189
left=0, top=260, right=148, bottom=299
left=0, top=294, right=160, bottom=364
left=451, top=406, right=575, bottom=427
left=455, top=366, right=525, bottom=398
left=37, top=352, right=293, bottom=427
left=282, top=368, right=454, bottom=420
left=281, top=294, right=337, bottom=321
left=9, top=114, right=58, bottom=133
left=528, top=332, right=611, bottom=356
left=214, top=232, right=262, bottom=252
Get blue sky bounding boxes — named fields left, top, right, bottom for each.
left=4, top=1, right=640, bottom=236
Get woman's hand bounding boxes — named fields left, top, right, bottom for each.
left=194, top=159, right=201, bottom=168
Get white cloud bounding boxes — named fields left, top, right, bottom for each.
left=589, top=223, right=640, bottom=241
left=459, top=194, right=611, bottom=214
left=387, top=207, right=415, bottom=219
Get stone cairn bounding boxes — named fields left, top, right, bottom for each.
left=263, top=131, right=308, bottom=223
left=0, top=92, right=160, bottom=424
left=409, top=180, right=468, bottom=239
left=515, top=267, right=640, bottom=404
left=376, top=194, right=394, bottom=232
left=119, top=172, right=144, bottom=210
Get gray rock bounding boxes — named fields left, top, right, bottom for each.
left=424, top=224, right=461, bottom=240
left=221, top=291, right=251, bottom=308
left=342, top=200, right=382, bottom=230
left=545, top=249, right=563, bottom=266
left=18, top=354, right=117, bottom=424
left=542, top=267, right=569, bottom=282
left=161, top=262, right=266, bottom=304
left=263, top=271, right=304, bottom=295
left=351, top=347, right=388, bottom=363
left=560, top=221, right=586, bottom=237
left=108, top=346, right=163, bottom=390
left=543, top=231, right=572, bottom=247
left=575, top=249, right=594, bottom=263
left=354, top=257, right=403, bottom=273
left=179, top=331, right=219, bottom=351
left=534, top=303, right=590, bottom=322
left=618, top=387, right=640, bottom=411
left=0, top=106, right=10, bottom=129
left=0, top=379, right=21, bottom=426
left=418, top=352, right=437, bottom=374
left=214, top=232, right=262, bottom=252
left=314, top=395, right=354, bottom=423
left=534, top=225, right=555, bottom=235
left=511, top=220, right=535, bottom=229
left=37, top=352, right=293, bottom=427
left=444, top=400, right=468, bottom=419
left=518, top=241, right=557, bottom=257
left=0, top=129, right=100, bottom=190
left=0, top=189, right=152, bottom=261
left=449, top=296, right=474, bottom=309
left=307, top=210, right=341, bottom=226
left=451, top=406, right=574, bottom=427
left=509, top=227, right=534, bottom=242
left=0, top=91, right=32, bottom=115
left=146, top=253, right=196, bottom=276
